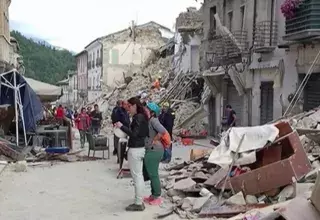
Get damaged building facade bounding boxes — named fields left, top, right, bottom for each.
left=281, top=0, right=320, bottom=113
left=0, top=0, right=22, bottom=72
left=100, top=21, right=174, bottom=87
left=85, top=40, right=103, bottom=102
left=75, top=50, right=88, bottom=102
left=200, top=0, right=298, bottom=135
left=174, top=7, right=203, bottom=75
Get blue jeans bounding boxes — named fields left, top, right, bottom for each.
left=92, top=127, right=100, bottom=135
left=162, top=143, right=172, bottom=162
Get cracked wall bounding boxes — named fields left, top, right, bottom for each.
left=101, top=25, right=169, bottom=87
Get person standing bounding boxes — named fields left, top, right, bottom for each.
left=112, top=101, right=130, bottom=155
left=74, top=109, right=78, bottom=119
left=55, top=105, right=65, bottom=125
left=114, top=97, right=149, bottom=211
left=143, top=102, right=167, bottom=205
left=226, top=104, right=237, bottom=128
left=75, top=107, right=90, bottom=148
left=91, top=104, right=103, bottom=135
left=86, top=106, right=92, bottom=115
left=159, top=102, right=175, bottom=163
left=111, top=101, right=122, bottom=155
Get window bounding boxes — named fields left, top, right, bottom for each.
left=88, top=54, right=92, bottom=69
left=96, top=76, right=100, bottom=89
left=97, top=73, right=101, bottom=89
left=93, top=52, right=96, bottom=68
left=88, top=77, right=91, bottom=89
left=111, top=49, right=119, bottom=64
left=91, top=77, right=94, bottom=89
left=97, top=49, right=100, bottom=66
left=228, top=11, right=233, bottom=31
left=210, top=6, right=217, bottom=34
left=240, top=6, right=245, bottom=30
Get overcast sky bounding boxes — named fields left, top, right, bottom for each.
left=9, top=0, right=201, bottom=52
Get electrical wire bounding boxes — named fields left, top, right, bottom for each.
left=283, top=49, right=320, bottom=116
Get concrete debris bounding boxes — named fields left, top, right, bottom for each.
left=174, top=178, right=196, bottom=190
left=278, top=185, right=296, bottom=202
left=158, top=119, right=320, bottom=219
left=10, top=160, right=27, bottom=172
left=296, top=183, right=314, bottom=199
left=172, top=196, right=182, bottom=203
left=181, top=197, right=195, bottom=211
left=245, top=195, right=259, bottom=205
left=305, top=168, right=320, bottom=182
left=200, top=188, right=213, bottom=197
left=226, top=192, right=246, bottom=205
left=181, top=196, right=211, bottom=212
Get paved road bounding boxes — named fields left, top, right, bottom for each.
left=0, top=136, right=210, bottom=220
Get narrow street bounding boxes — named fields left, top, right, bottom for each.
left=2, top=0, right=320, bottom=219
left=0, top=160, right=165, bottom=220
left=0, top=133, right=209, bottom=220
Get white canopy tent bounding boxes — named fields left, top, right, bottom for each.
left=0, top=70, right=28, bottom=146
left=25, top=77, right=62, bottom=102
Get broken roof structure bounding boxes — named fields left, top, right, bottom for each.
left=84, top=21, right=174, bottom=49
left=176, top=7, right=203, bottom=33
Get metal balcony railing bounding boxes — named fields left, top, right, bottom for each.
left=207, top=28, right=218, bottom=41
left=253, top=21, right=278, bottom=52
left=218, top=30, right=249, bottom=56
left=205, top=29, right=249, bottom=67
left=284, top=0, right=320, bottom=41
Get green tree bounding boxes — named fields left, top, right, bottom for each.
left=11, top=31, right=76, bottom=84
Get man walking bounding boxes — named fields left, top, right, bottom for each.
left=91, top=104, right=103, bottom=135
left=225, top=104, right=236, bottom=128
left=75, top=107, right=91, bottom=148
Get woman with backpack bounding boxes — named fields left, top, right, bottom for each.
left=143, top=102, right=171, bottom=205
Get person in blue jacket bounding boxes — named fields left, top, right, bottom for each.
left=158, top=102, right=175, bottom=163
left=111, top=100, right=130, bottom=158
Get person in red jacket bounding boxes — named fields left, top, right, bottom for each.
left=75, top=107, right=91, bottom=148
left=55, top=105, right=65, bottom=125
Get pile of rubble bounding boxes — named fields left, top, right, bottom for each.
left=289, top=107, right=320, bottom=156
left=97, top=44, right=206, bottom=135
left=156, top=120, right=320, bottom=219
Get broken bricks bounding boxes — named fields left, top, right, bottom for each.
left=174, top=178, right=196, bottom=191
left=159, top=121, right=320, bottom=219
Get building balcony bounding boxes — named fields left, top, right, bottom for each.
left=205, top=30, right=249, bottom=68
left=283, top=0, right=320, bottom=41
left=253, top=20, right=278, bottom=53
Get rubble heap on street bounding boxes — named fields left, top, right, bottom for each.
left=155, top=119, right=320, bottom=219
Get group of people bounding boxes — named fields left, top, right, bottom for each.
left=112, top=97, right=175, bottom=212
left=53, top=104, right=103, bottom=148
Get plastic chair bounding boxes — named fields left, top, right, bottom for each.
left=87, top=132, right=110, bottom=159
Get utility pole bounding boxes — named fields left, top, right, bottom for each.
left=131, top=20, right=136, bottom=42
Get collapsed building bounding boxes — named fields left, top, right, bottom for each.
left=86, top=11, right=209, bottom=136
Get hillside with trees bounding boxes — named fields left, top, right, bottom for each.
left=11, top=31, right=76, bottom=84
